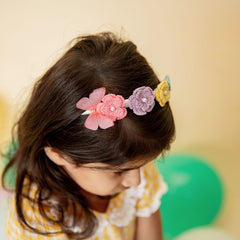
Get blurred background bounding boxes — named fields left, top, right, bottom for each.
left=0, top=0, right=239, bottom=239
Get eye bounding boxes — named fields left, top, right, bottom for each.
left=113, top=170, right=124, bottom=176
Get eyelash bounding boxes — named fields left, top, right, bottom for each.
left=114, top=171, right=124, bottom=176
left=113, top=166, right=142, bottom=176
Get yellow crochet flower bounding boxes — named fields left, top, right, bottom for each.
left=154, top=80, right=170, bottom=107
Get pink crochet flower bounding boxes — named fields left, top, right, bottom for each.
left=96, top=94, right=127, bottom=121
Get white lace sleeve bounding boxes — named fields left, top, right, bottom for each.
left=135, top=162, right=168, bottom=218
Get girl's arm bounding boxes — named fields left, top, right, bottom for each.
left=135, top=209, right=163, bottom=240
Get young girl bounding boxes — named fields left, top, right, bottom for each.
left=2, top=32, right=175, bottom=240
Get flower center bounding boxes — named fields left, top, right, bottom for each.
left=110, top=106, right=115, bottom=111
left=142, top=97, right=147, bottom=103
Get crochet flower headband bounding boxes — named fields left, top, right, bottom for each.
left=76, top=76, right=171, bottom=130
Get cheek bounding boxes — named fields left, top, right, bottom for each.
left=77, top=174, right=121, bottom=195
left=64, top=165, right=121, bottom=195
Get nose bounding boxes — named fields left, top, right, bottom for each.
left=121, top=169, right=141, bottom=188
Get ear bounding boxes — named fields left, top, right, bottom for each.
left=44, top=147, right=66, bottom=166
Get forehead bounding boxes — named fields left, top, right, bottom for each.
left=80, top=155, right=156, bottom=171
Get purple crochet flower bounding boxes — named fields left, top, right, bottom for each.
left=128, top=86, right=155, bottom=115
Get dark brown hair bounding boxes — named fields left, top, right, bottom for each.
left=2, top=32, right=175, bottom=239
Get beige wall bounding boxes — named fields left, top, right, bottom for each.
left=0, top=0, right=239, bottom=238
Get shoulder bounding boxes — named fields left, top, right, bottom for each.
left=5, top=197, right=23, bottom=238
left=5, top=179, right=66, bottom=239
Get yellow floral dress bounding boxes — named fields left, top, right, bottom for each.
left=5, top=162, right=167, bottom=240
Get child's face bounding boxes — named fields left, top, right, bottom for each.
left=63, top=156, right=154, bottom=197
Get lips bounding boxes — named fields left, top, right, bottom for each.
left=98, top=192, right=120, bottom=199
left=98, top=187, right=129, bottom=199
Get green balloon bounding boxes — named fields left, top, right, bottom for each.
left=1, top=139, right=18, bottom=188
left=155, top=154, right=224, bottom=238
left=164, top=235, right=174, bottom=240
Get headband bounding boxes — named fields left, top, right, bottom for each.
left=76, top=76, right=171, bottom=130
